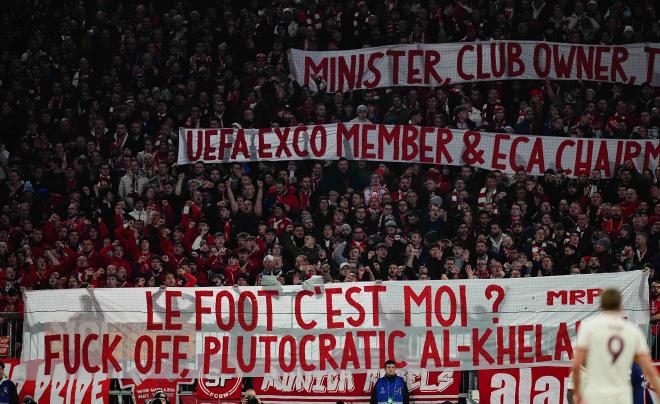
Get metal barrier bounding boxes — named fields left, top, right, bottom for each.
left=0, top=312, right=22, bottom=358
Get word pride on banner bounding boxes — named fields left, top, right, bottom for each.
left=288, top=41, right=660, bottom=92
left=177, top=124, right=660, bottom=177
left=22, top=272, right=648, bottom=380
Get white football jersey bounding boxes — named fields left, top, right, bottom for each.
left=576, top=312, right=650, bottom=404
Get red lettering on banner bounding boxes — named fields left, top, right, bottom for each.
left=462, top=131, right=485, bottom=164
left=546, top=288, right=602, bottom=305
left=218, top=128, right=233, bottom=159
left=63, top=334, right=81, bottom=373
left=491, top=43, right=505, bottom=78
left=457, top=45, right=475, bottom=80
left=378, top=125, right=400, bottom=160
left=423, top=50, right=443, bottom=84
left=594, top=47, right=610, bottom=81
left=644, top=141, right=660, bottom=171
left=576, top=46, right=594, bottom=80
left=389, top=330, right=407, bottom=367
left=364, top=285, right=386, bottom=326
left=203, top=336, right=221, bottom=374
left=443, top=330, right=460, bottom=367
left=165, top=290, right=182, bottom=330
left=258, top=290, right=277, bottom=331
left=186, top=130, right=202, bottom=162
left=497, top=326, right=516, bottom=365
left=337, top=123, right=359, bottom=158
left=292, top=127, right=309, bottom=158
left=310, top=126, right=327, bottom=157
left=221, top=335, right=236, bottom=373
left=517, top=325, right=534, bottom=363
left=325, top=288, right=344, bottom=328
left=259, top=336, right=277, bottom=373
left=623, top=141, right=642, bottom=164
left=361, top=124, right=377, bottom=159
left=402, top=126, right=419, bottom=161
left=135, top=335, right=153, bottom=373
left=357, top=331, right=376, bottom=369
left=434, top=286, right=457, bottom=326
left=340, top=332, right=360, bottom=369
left=492, top=134, right=510, bottom=170
left=421, top=331, right=441, bottom=367
left=364, top=52, right=384, bottom=88
left=644, top=47, right=660, bottom=84
left=237, top=335, right=256, bottom=372
left=509, top=136, right=528, bottom=170
left=154, top=335, right=171, bottom=374
left=258, top=129, right=273, bottom=158
left=146, top=291, right=162, bottom=330
left=387, top=50, right=405, bottom=84
left=274, top=128, right=292, bottom=158
left=338, top=55, right=356, bottom=91
left=535, top=325, right=553, bottom=362
left=459, top=285, right=468, bottom=327
left=594, top=141, right=612, bottom=177
left=556, top=139, right=575, bottom=174
left=172, top=335, right=188, bottom=374
left=554, top=323, right=574, bottom=360
left=614, top=140, right=624, bottom=170
left=231, top=130, right=249, bottom=159
left=103, top=334, right=122, bottom=373
left=83, top=334, right=100, bottom=373
left=319, top=334, right=339, bottom=370
left=574, top=140, right=594, bottom=176
left=279, top=335, right=298, bottom=372
left=295, top=290, right=317, bottom=330
left=527, top=138, right=545, bottom=173
left=472, top=328, right=495, bottom=366
left=345, top=287, right=366, bottom=327
left=195, top=290, right=213, bottom=331
left=436, top=128, right=454, bottom=163
left=611, top=47, right=629, bottom=83
left=238, top=291, right=258, bottom=331
left=508, top=42, right=524, bottom=76
left=330, top=56, right=336, bottom=90
left=300, top=335, right=316, bottom=371
left=404, top=285, right=431, bottom=326
left=407, top=50, right=423, bottom=84
left=419, top=127, right=435, bottom=163
left=533, top=44, right=551, bottom=78
left=552, top=45, right=575, bottom=78
left=215, top=290, right=235, bottom=331
left=204, top=129, right=218, bottom=161
left=304, top=57, right=328, bottom=87
left=476, top=44, right=490, bottom=79
left=357, top=53, right=365, bottom=88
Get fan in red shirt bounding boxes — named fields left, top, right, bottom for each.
left=20, top=256, right=51, bottom=290
left=618, top=188, right=641, bottom=219
left=268, top=179, right=300, bottom=213
left=267, top=204, right=293, bottom=237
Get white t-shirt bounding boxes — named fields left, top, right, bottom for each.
left=576, top=312, right=650, bottom=404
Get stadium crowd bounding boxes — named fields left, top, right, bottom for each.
left=0, top=0, right=658, bottom=355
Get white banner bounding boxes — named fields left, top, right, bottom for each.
left=177, top=124, right=660, bottom=177
left=22, top=272, right=648, bottom=379
left=288, top=41, right=660, bottom=92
